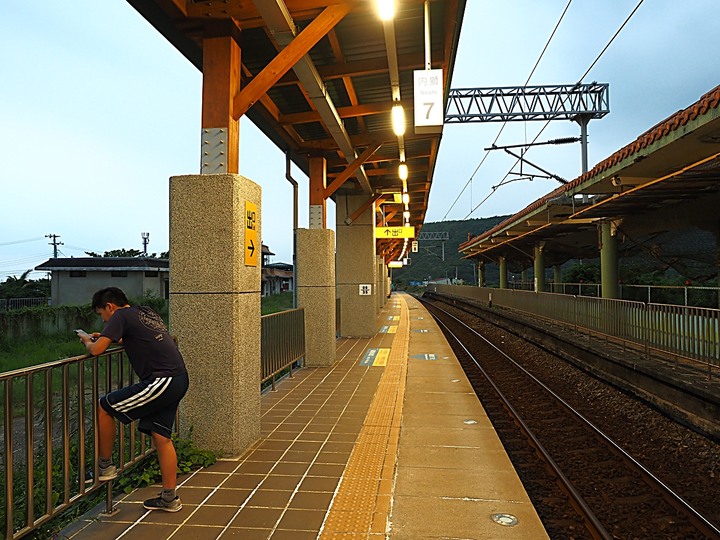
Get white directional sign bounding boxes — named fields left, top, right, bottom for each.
left=411, top=240, right=419, bottom=253
left=359, top=284, right=372, bottom=296
left=414, top=69, right=444, bottom=134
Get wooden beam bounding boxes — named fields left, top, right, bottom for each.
left=232, top=4, right=351, bottom=120
left=279, top=99, right=413, bottom=125
left=324, top=143, right=381, bottom=199
left=344, top=194, right=383, bottom=225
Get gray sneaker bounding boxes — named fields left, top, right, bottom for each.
left=143, top=494, right=182, bottom=512
left=98, top=464, right=117, bottom=481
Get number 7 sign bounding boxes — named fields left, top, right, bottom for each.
left=414, top=69, right=444, bottom=133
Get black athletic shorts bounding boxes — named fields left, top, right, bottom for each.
left=99, top=372, right=189, bottom=439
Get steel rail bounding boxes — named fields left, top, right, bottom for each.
left=422, top=297, right=720, bottom=539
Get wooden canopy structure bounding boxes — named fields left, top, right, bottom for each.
left=128, top=0, right=467, bottom=262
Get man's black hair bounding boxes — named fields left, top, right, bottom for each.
left=91, top=287, right=130, bottom=310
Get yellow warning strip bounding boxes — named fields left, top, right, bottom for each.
left=319, top=295, right=409, bottom=537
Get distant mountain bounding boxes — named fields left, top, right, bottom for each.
left=392, top=216, right=508, bottom=285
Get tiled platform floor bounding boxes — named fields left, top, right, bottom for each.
left=64, top=292, right=548, bottom=539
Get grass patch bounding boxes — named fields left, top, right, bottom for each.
left=261, top=291, right=294, bottom=315
left=0, top=334, right=82, bottom=372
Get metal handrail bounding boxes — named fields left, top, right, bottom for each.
left=261, top=308, right=305, bottom=390
left=1, top=347, right=155, bottom=540
left=431, top=285, right=720, bottom=374
left=2, top=308, right=307, bottom=538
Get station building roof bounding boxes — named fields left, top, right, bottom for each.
left=459, top=84, right=720, bottom=269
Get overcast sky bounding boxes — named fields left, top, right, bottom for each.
left=2, top=1, right=719, bottom=280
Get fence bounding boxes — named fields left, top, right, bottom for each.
left=430, top=285, right=720, bottom=374
left=2, top=308, right=306, bottom=539
left=261, top=308, right=305, bottom=390
left=507, top=282, right=720, bottom=308
left=0, top=298, right=50, bottom=312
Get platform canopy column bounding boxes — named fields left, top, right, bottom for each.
left=553, top=265, right=562, bottom=293
left=201, top=28, right=241, bottom=174
left=534, top=243, right=546, bottom=292
left=600, top=220, right=619, bottom=299
left=477, top=260, right=485, bottom=287
left=297, top=156, right=336, bottom=366
left=336, top=193, right=377, bottom=337
left=499, top=256, right=508, bottom=289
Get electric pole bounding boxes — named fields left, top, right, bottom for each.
left=45, top=234, right=63, bottom=258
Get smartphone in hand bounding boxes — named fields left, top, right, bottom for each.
left=75, top=329, right=92, bottom=340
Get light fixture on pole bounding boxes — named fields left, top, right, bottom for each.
left=403, top=211, right=410, bottom=220
left=398, top=161, right=408, bottom=180
left=392, top=103, right=406, bottom=136
left=376, top=0, right=395, bottom=21
left=402, top=192, right=410, bottom=205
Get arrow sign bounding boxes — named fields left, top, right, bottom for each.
left=245, top=201, right=259, bottom=267
left=375, top=226, right=415, bottom=239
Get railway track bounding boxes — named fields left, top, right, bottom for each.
left=421, top=297, right=720, bottom=540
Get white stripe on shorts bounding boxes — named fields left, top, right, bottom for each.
left=113, top=377, right=172, bottom=413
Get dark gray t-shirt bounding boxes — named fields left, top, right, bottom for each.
left=101, top=305, right=186, bottom=380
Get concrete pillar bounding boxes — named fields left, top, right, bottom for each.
left=297, top=228, right=336, bottom=366
left=376, top=256, right=386, bottom=312
left=553, top=265, right=562, bottom=293
left=601, top=221, right=619, bottom=299
left=336, top=194, right=377, bottom=337
left=477, top=261, right=484, bottom=287
left=499, top=256, right=508, bottom=289
left=534, top=244, right=545, bottom=292
left=170, top=174, right=261, bottom=457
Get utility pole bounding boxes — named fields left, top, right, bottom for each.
left=141, top=232, right=150, bottom=256
left=45, top=234, right=63, bottom=258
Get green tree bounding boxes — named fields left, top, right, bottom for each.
left=563, top=262, right=601, bottom=283
left=0, top=271, right=50, bottom=299
left=85, top=249, right=168, bottom=258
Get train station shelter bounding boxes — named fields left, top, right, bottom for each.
left=125, top=0, right=466, bottom=456
left=459, top=85, right=720, bottom=298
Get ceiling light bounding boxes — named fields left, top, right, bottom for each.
left=402, top=192, right=410, bottom=205
left=398, top=162, right=408, bottom=180
left=392, top=104, right=405, bottom=136
left=376, top=0, right=395, bottom=21
left=403, top=211, right=410, bottom=220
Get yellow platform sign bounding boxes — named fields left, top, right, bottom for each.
left=375, top=226, right=415, bottom=239
left=245, top=201, right=258, bottom=267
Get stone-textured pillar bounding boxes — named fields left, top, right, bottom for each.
left=601, top=221, right=619, bottom=299
left=296, top=228, right=336, bottom=366
left=376, top=256, right=384, bottom=313
left=534, top=244, right=545, bottom=292
left=336, top=194, right=377, bottom=337
left=499, top=256, right=508, bottom=289
left=170, top=174, right=260, bottom=457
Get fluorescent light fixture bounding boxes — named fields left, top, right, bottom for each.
left=377, top=0, right=395, bottom=21
left=392, top=104, right=405, bottom=136
left=403, top=211, right=410, bottom=220
left=402, top=192, right=410, bottom=205
left=388, top=261, right=403, bottom=268
left=398, top=162, right=408, bottom=180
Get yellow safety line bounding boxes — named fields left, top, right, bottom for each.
left=319, top=294, right=409, bottom=537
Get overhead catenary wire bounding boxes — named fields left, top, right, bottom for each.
left=461, top=0, right=646, bottom=219
left=442, top=0, right=574, bottom=220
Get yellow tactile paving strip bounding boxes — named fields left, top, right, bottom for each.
left=318, top=296, right=409, bottom=538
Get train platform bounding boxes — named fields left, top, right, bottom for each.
left=64, top=292, right=548, bottom=539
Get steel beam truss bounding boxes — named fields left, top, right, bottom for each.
left=418, top=231, right=449, bottom=241
left=445, top=83, right=609, bottom=123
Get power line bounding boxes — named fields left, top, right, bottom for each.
left=442, top=0, right=574, bottom=220
left=0, top=237, right=44, bottom=247
left=462, top=0, right=646, bottom=219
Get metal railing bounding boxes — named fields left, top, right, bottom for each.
left=0, top=298, right=50, bottom=312
left=1, top=348, right=156, bottom=540
left=508, top=282, right=720, bottom=308
left=261, top=308, right=305, bottom=390
left=430, top=285, right=720, bottom=375
left=2, top=308, right=307, bottom=539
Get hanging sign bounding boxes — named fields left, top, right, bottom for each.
left=375, top=226, right=415, bottom=239
left=414, top=69, right=444, bottom=134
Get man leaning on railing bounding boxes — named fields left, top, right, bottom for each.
left=77, top=287, right=189, bottom=513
